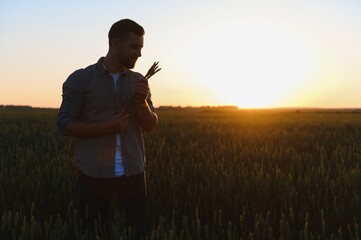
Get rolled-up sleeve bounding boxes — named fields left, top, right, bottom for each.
left=57, top=69, right=84, bottom=135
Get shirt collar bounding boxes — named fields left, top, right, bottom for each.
left=97, top=57, right=129, bottom=75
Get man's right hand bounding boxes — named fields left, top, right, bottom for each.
left=106, top=111, right=130, bottom=133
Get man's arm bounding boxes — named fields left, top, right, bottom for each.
left=133, top=79, right=158, bottom=132
left=135, top=101, right=158, bottom=132
left=57, top=70, right=130, bottom=137
left=63, top=112, right=130, bottom=138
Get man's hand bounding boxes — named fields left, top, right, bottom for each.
left=133, top=79, right=150, bottom=104
left=106, top=110, right=130, bottom=133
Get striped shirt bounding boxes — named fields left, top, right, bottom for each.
left=57, top=57, right=155, bottom=178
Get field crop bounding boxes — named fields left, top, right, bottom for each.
left=1, top=108, right=361, bottom=239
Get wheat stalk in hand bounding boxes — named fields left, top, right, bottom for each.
left=144, top=61, right=161, bottom=80
left=125, top=62, right=161, bottom=113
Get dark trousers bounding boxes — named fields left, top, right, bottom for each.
left=78, top=171, right=147, bottom=239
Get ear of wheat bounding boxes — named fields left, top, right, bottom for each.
left=144, top=61, right=161, bottom=80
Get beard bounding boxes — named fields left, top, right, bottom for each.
left=126, top=58, right=137, bottom=69
left=118, top=55, right=137, bottom=69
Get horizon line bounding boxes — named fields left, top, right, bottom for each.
left=1, top=104, right=361, bottom=110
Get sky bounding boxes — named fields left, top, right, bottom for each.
left=0, top=0, right=360, bottom=109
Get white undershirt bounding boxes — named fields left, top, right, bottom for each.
left=111, top=73, right=125, bottom=176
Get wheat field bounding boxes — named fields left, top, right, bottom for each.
left=1, top=108, right=361, bottom=239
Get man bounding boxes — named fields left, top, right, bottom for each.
left=57, top=19, right=158, bottom=238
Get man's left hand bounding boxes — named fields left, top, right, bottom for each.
left=133, top=79, right=149, bottom=104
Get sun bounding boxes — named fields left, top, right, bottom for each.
left=184, top=22, right=314, bottom=108
left=225, top=24, right=314, bottom=108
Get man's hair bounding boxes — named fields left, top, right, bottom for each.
left=108, top=19, right=144, bottom=45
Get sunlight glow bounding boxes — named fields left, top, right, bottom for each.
left=185, top=22, right=314, bottom=108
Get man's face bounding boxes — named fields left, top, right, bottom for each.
left=115, top=32, right=143, bottom=69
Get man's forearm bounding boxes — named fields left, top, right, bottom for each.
left=63, top=120, right=113, bottom=138
left=136, top=102, right=158, bottom=132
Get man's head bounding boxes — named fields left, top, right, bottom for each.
left=107, top=19, right=145, bottom=70
left=108, top=19, right=145, bottom=46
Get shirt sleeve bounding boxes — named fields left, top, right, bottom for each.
left=57, top=69, right=85, bottom=135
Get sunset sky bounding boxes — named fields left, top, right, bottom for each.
left=1, top=0, right=360, bottom=109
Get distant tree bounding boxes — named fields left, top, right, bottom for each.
left=4, top=105, right=32, bottom=110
